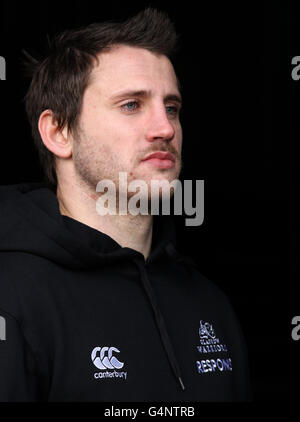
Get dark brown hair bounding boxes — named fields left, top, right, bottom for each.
left=22, top=8, right=180, bottom=189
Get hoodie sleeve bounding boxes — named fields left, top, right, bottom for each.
left=222, top=296, right=253, bottom=401
left=233, top=314, right=253, bottom=401
left=0, top=309, right=39, bottom=401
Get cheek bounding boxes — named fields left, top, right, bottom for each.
left=175, top=126, right=183, bottom=151
left=81, top=102, right=119, bottom=140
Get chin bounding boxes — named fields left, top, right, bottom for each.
left=151, top=172, right=180, bottom=183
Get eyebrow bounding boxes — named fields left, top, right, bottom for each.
left=110, top=89, right=182, bottom=105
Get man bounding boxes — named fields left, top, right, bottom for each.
left=0, top=8, right=251, bottom=401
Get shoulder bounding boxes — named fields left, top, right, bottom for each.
left=175, top=251, right=230, bottom=303
left=0, top=253, right=21, bottom=317
left=0, top=252, right=53, bottom=318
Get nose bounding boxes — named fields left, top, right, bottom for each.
left=145, top=104, right=176, bottom=143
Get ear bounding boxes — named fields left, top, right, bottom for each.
left=38, top=109, right=72, bottom=158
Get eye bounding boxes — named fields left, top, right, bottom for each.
left=166, top=105, right=180, bottom=116
left=121, top=101, right=140, bottom=112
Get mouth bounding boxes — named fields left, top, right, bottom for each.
left=141, top=151, right=175, bottom=169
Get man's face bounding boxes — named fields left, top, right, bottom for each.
left=71, top=44, right=183, bottom=198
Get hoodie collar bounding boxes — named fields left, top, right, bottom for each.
left=1, top=183, right=178, bottom=269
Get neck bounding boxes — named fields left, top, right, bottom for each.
left=56, top=177, right=153, bottom=260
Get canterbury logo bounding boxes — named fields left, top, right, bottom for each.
left=91, top=346, right=124, bottom=369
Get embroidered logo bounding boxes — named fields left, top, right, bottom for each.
left=196, top=320, right=232, bottom=374
left=91, top=346, right=127, bottom=380
left=199, top=320, right=216, bottom=340
left=197, top=320, right=227, bottom=352
left=92, top=346, right=124, bottom=369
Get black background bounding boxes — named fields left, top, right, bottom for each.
left=0, top=0, right=299, bottom=401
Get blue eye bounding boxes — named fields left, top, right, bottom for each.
left=120, top=101, right=180, bottom=116
left=121, top=101, right=139, bottom=112
left=166, top=105, right=179, bottom=116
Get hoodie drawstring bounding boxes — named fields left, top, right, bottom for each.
left=133, top=258, right=185, bottom=392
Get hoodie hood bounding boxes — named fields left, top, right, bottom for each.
left=0, top=182, right=179, bottom=270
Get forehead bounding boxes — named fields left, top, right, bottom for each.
left=88, top=44, right=180, bottom=96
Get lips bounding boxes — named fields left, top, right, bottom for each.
left=141, top=151, right=175, bottom=169
left=142, top=151, right=175, bottom=162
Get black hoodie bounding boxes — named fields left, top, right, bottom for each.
left=0, top=183, right=251, bottom=401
